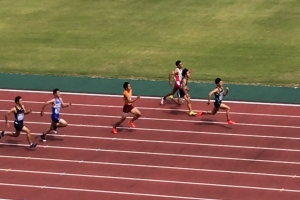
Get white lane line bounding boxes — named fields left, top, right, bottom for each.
left=1, top=110, right=299, bottom=130
left=0, top=88, right=299, bottom=107
left=19, top=131, right=300, bottom=153
left=0, top=99, right=299, bottom=118
left=1, top=119, right=300, bottom=141
left=1, top=142, right=300, bottom=165
left=0, top=182, right=216, bottom=200
left=1, top=155, right=299, bottom=179
left=1, top=168, right=300, bottom=194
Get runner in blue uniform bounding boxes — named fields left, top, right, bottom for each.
left=197, top=78, right=235, bottom=124
left=0, top=96, right=37, bottom=148
left=39, top=88, right=71, bottom=142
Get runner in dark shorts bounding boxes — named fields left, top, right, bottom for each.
left=177, top=68, right=197, bottom=116
left=112, top=82, right=141, bottom=134
left=0, top=96, right=37, bottom=148
left=197, top=78, right=235, bottom=124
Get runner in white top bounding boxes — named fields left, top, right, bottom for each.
left=160, top=60, right=184, bottom=105
left=161, top=60, right=193, bottom=105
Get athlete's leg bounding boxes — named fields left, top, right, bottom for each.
left=21, top=126, right=32, bottom=144
left=112, top=113, right=128, bottom=134
left=56, top=118, right=68, bottom=128
left=40, top=120, right=58, bottom=142
left=219, top=103, right=235, bottom=124
left=161, top=87, right=178, bottom=105
left=200, top=107, right=219, bottom=115
left=129, top=107, right=141, bottom=124
left=21, top=126, right=37, bottom=148
left=184, top=94, right=197, bottom=116
left=3, top=130, right=21, bottom=137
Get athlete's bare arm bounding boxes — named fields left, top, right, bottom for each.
left=60, top=98, right=72, bottom=108
left=182, top=79, right=189, bottom=95
left=5, top=107, right=16, bottom=127
left=40, top=99, right=54, bottom=116
left=124, top=94, right=140, bottom=104
left=223, top=87, right=229, bottom=96
left=22, top=105, right=32, bottom=115
left=168, top=69, right=179, bottom=85
left=207, top=88, right=218, bottom=105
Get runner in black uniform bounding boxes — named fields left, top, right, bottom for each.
left=197, top=78, right=235, bottom=124
left=0, top=96, right=37, bottom=148
left=177, top=68, right=197, bottom=116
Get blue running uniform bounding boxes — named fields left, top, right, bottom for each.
left=51, top=98, right=62, bottom=122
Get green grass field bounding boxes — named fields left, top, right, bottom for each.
left=0, top=0, right=299, bottom=86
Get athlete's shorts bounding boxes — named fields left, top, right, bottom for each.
left=177, top=89, right=186, bottom=98
left=123, top=104, right=134, bottom=113
left=51, top=114, right=60, bottom=123
left=14, top=120, right=24, bottom=131
left=214, top=100, right=222, bottom=108
left=173, top=83, right=180, bottom=91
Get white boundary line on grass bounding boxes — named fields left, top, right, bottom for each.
left=0, top=89, right=299, bottom=107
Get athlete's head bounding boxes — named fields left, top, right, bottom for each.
left=182, top=68, right=190, bottom=78
left=175, top=60, right=183, bottom=69
left=123, top=82, right=131, bottom=91
left=215, top=78, right=222, bottom=86
left=53, top=88, right=60, bottom=97
left=15, top=96, right=22, bottom=105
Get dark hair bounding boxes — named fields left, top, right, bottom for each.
left=215, top=78, right=221, bottom=85
left=53, top=88, right=59, bottom=95
left=175, top=60, right=181, bottom=67
left=15, top=96, right=22, bottom=103
left=123, top=82, right=130, bottom=89
left=182, top=68, right=189, bottom=77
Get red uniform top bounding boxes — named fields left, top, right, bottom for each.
left=174, top=74, right=180, bottom=89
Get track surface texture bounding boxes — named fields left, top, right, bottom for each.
left=0, top=89, right=299, bottom=200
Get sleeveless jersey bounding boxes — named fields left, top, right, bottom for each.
left=52, top=97, right=62, bottom=116
left=175, top=68, right=183, bottom=81
left=15, top=106, right=24, bottom=122
left=180, top=77, right=188, bottom=90
left=123, top=89, right=132, bottom=105
left=215, top=87, right=224, bottom=102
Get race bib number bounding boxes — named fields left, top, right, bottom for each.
left=17, top=113, right=24, bottom=121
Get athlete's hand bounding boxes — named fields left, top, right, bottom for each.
left=169, top=81, right=172, bottom=86
left=28, top=109, right=32, bottom=114
left=136, top=95, right=141, bottom=100
left=226, top=87, right=229, bottom=91
left=5, top=122, right=9, bottom=128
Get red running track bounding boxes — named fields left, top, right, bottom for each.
left=0, top=89, right=300, bottom=200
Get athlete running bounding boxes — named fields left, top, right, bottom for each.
left=40, top=88, right=71, bottom=142
left=0, top=96, right=37, bottom=148
left=197, top=78, right=235, bottom=124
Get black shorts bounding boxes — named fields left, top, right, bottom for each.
left=123, top=104, right=134, bottom=113
left=214, top=100, right=222, bottom=108
left=14, top=120, right=24, bottom=131
left=177, top=89, right=186, bottom=98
